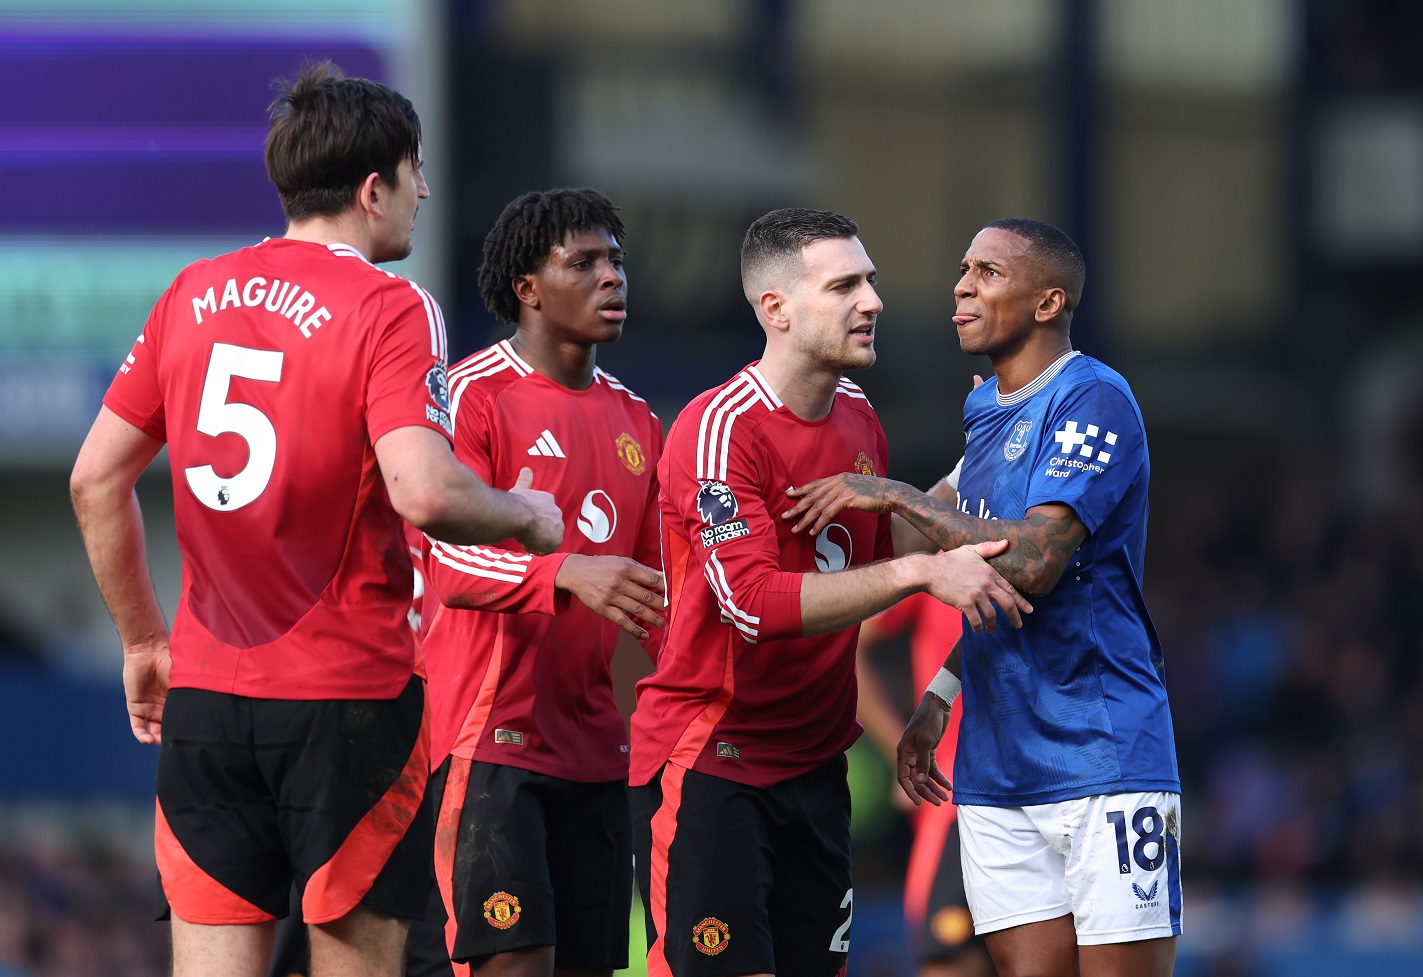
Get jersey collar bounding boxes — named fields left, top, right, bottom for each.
left=996, top=350, right=1081, bottom=407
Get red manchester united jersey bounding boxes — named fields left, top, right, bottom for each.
left=419, top=340, right=664, bottom=782
left=103, top=238, right=451, bottom=700
left=629, top=363, right=892, bottom=789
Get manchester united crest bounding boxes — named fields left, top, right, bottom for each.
left=616, top=432, right=647, bottom=475
left=483, top=891, right=521, bottom=930
left=692, top=916, right=730, bottom=956
left=853, top=451, right=876, bottom=476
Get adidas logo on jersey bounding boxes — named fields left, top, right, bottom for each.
left=527, top=429, right=565, bottom=458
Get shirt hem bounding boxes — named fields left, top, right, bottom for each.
left=952, top=778, right=1181, bottom=808
left=462, top=747, right=629, bottom=785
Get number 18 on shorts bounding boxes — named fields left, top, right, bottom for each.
left=958, top=791, right=1182, bottom=945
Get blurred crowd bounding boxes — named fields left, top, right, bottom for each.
left=0, top=807, right=166, bottom=977
left=1152, top=401, right=1423, bottom=888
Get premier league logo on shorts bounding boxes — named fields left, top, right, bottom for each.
left=1004, top=418, right=1033, bottom=462
left=696, top=481, right=739, bottom=525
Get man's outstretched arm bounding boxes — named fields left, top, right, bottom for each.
left=784, top=474, right=1085, bottom=596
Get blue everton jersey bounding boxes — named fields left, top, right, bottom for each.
left=951, top=351, right=1179, bottom=806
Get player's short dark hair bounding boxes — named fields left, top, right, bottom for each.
left=265, top=61, right=422, bottom=222
left=985, top=217, right=1087, bottom=317
left=477, top=188, right=626, bottom=325
left=741, top=208, right=860, bottom=297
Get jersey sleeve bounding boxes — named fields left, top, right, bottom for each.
left=422, top=385, right=570, bottom=615
left=365, top=281, right=455, bottom=445
left=1026, top=380, right=1145, bottom=534
left=874, top=426, right=894, bottom=562
left=666, top=409, right=803, bottom=644
left=632, top=420, right=667, bottom=660
left=102, top=290, right=170, bottom=440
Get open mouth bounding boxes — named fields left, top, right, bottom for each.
left=953, top=313, right=979, bottom=326
left=850, top=323, right=875, bottom=343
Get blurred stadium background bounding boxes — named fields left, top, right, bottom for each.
left=2, top=1, right=1421, bottom=975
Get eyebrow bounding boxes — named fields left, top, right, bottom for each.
left=825, top=270, right=873, bottom=289
left=566, top=245, right=624, bottom=261
left=962, top=257, right=1005, bottom=271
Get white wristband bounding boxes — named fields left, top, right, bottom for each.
left=926, top=667, right=961, bottom=707
left=944, top=456, right=964, bottom=492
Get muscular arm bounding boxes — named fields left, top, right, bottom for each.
left=802, top=544, right=1029, bottom=636
left=70, top=407, right=171, bottom=744
left=788, top=474, right=1086, bottom=596
left=890, top=471, right=958, bottom=557
left=375, top=425, right=562, bottom=554
left=800, top=556, right=927, bottom=636
left=71, top=408, right=168, bottom=651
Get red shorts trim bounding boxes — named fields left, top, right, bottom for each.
left=304, top=691, right=432, bottom=924
left=156, top=800, right=277, bottom=925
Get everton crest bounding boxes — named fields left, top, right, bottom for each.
left=1003, top=418, right=1033, bottom=462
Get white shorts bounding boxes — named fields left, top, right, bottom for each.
left=958, top=791, right=1183, bottom=945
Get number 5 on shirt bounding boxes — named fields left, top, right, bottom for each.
left=184, top=342, right=284, bottom=511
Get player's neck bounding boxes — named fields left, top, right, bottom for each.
left=991, top=336, right=1074, bottom=396
left=754, top=350, right=839, bottom=421
left=509, top=329, right=596, bottom=390
left=284, top=213, right=376, bottom=259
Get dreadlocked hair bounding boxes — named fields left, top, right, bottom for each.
left=478, top=188, right=626, bottom=324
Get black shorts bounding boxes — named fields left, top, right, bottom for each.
left=155, top=675, right=432, bottom=925
left=632, top=758, right=853, bottom=977
left=429, top=756, right=632, bottom=970
left=907, top=816, right=987, bottom=964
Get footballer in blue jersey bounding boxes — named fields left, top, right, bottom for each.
left=951, top=350, right=1177, bottom=807
left=784, top=219, right=1181, bottom=977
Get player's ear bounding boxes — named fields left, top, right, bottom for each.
left=357, top=172, right=384, bottom=218
left=512, top=274, right=539, bottom=310
left=1035, top=286, right=1066, bottom=324
left=758, top=288, right=790, bottom=333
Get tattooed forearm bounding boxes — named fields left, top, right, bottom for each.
left=891, top=486, right=1086, bottom=595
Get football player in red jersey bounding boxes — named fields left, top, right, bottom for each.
left=628, top=208, right=1031, bottom=977
left=408, top=189, right=666, bottom=977
left=70, top=62, right=561, bottom=977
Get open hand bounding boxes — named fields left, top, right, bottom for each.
left=897, top=692, right=953, bottom=806
left=555, top=554, right=666, bottom=640
left=782, top=473, right=900, bottom=536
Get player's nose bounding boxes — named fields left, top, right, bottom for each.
left=600, top=259, right=625, bottom=288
